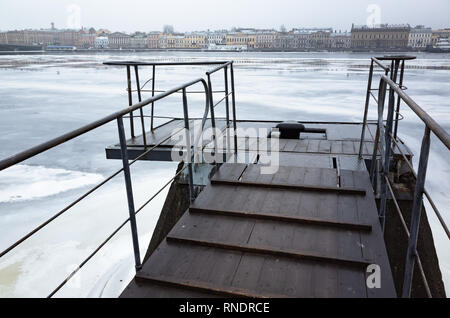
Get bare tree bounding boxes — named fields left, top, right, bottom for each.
left=163, top=25, right=174, bottom=34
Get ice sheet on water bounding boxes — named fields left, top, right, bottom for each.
left=0, top=164, right=103, bottom=202
left=0, top=52, right=449, bottom=296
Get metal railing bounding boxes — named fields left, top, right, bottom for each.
left=103, top=61, right=239, bottom=164
left=206, top=61, right=239, bottom=158
left=366, top=68, right=450, bottom=298
left=0, top=73, right=214, bottom=297
left=359, top=56, right=416, bottom=159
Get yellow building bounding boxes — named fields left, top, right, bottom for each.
left=226, top=30, right=256, bottom=48
left=183, top=33, right=207, bottom=49
left=159, top=34, right=185, bottom=49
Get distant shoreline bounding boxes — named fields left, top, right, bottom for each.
left=0, top=48, right=448, bottom=56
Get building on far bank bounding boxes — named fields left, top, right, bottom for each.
left=159, top=34, right=185, bottom=49
left=309, top=28, right=333, bottom=49
left=0, top=28, right=81, bottom=46
left=0, top=30, right=25, bottom=45
left=329, top=30, right=351, bottom=49
left=274, top=33, right=295, bottom=49
left=408, top=25, right=432, bottom=49
left=2, top=24, right=448, bottom=51
left=0, top=32, right=7, bottom=44
left=290, top=28, right=333, bottom=49
left=351, top=24, right=410, bottom=49
left=183, top=32, right=207, bottom=49
left=130, top=32, right=148, bottom=48
left=108, top=32, right=130, bottom=49
left=206, top=31, right=226, bottom=45
left=254, top=30, right=278, bottom=49
left=431, top=29, right=450, bottom=46
left=94, top=36, right=109, bottom=49
left=226, top=29, right=257, bottom=49
left=291, top=29, right=311, bottom=49
left=77, top=28, right=96, bottom=48
left=147, top=32, right=161, bottom=48
left=96, top=29, right=111, bottom=36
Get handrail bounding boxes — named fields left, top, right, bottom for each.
left=46, top=164, right=189, bottom=298
left=384, top=175, right=432, bottom=298
left=389, top=134, right=450, bottom=240
left=104, top=60, right=234, bottom=136
left=380, top=75, right=450, bottom=149
left=359, top=56, right=416, bottom=158
left=370, top=72, right=449, bottom=298
left=0, top=78, right=209, bottom=171
left=205, top=61, right=238, bottom=158
left=206, top=61, right=233, bottom=75
left=358, top=57, right=392, bottom=158
left=104, top=61, right=230, bottom=66
left=0, top=124, right=185, bottom=259
left=0, top=75, right=211, bottom=297
left=372, top=57, right=391, bottom=72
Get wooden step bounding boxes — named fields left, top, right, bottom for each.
left=134, top=274, right=286, bottom=298
left=210, top=179, right=366, bottom=196
left=166, top=235, right=372, bottom=268
left=189, top=207, right=372, bottom=232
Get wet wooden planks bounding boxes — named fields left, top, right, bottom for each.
left=106, top=120, right=412, bottom=164
left=128, top=118, right=229, bottom=148
left=121, top=163, right=396, bottom=298
left=204, top=137, right=377, bottom=156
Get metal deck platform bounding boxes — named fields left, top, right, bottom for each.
left=121, top=163, right=396, bottom=298
left=105, top=120, right=413, bottom=166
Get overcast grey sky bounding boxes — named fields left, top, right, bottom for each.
left=1, top=0, right=449, bottom=32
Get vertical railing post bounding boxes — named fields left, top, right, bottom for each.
left=207, top=74, right=219, bottom=161
left=207, top=74, right=217, bottom=133
left=230, top=63, right=238, bottom=156
left=182, top=88, right=194, bottom=203
left=126, top=66, right=135, bottom=138
left=134, top=65, right=147, bottom=149
left=117, top=116, right=141, bottom=271
left=150, top=65, right=156, bottom=132
left=224, top=66, right=230, bottom=127
left=370, top=79, right=387, bottom=185
left=224, top=66, right=231, bottom=161
left=402, top=126, right=431, bottom=298
left=379, top=87, right=396, bottom=231
left=370, top=127, right=380, bottom=186
left=391, top=59, right=400, bottom=83
left=359, top=60, right=374, bottom=159
left=393, top=59, right=405, bottom=140
left=390, top=60, right=395, bottom=81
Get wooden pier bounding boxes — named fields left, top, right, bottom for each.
left=106, top=120, right=412, bottom=166
left=121, top=162, right=396, bottom=297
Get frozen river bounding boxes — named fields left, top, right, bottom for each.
left=0, top=51, right=449, bottom=297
